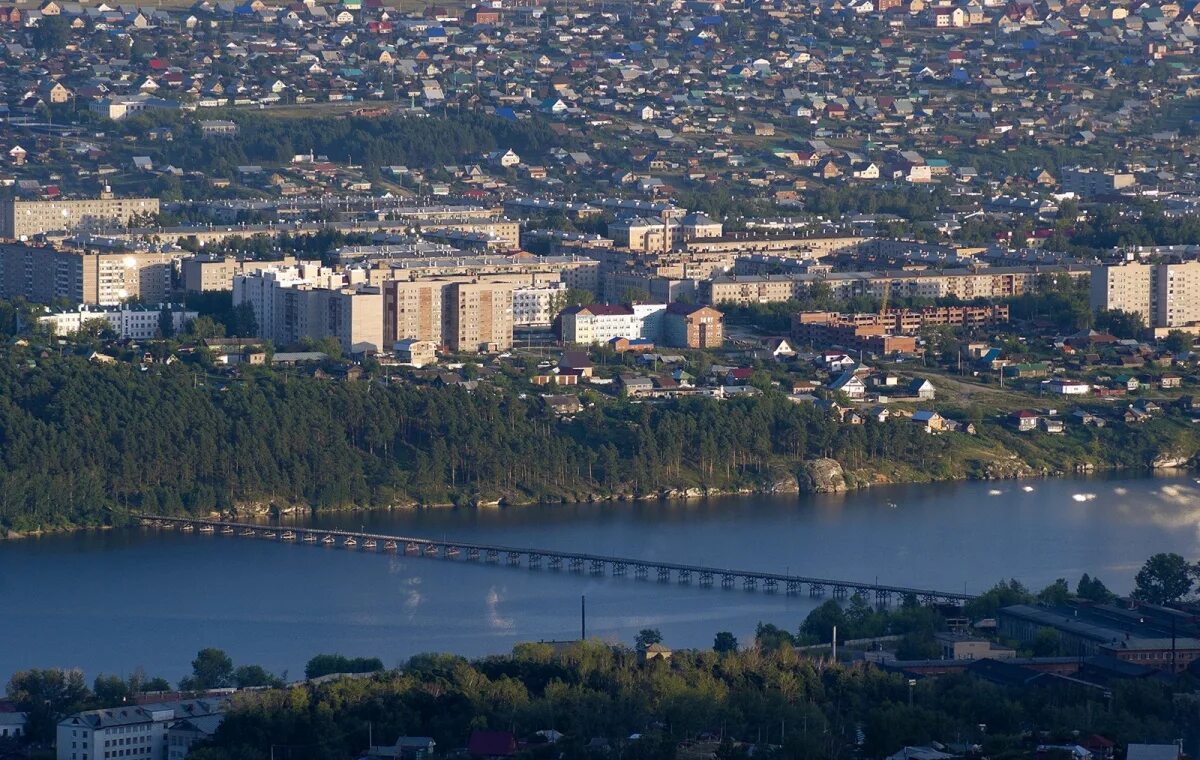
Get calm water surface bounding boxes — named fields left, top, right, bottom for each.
left=2, top=475, right=1199, bottom=682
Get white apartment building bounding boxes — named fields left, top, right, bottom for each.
left=559, top=303, right=667, bottom=345
left=57, top=699, right=227, bottom=760
left=38, top=304, right=197, bottom=339
left=513, top=281, right=566, bottom=327
left=1090, top=261, right=1200, bottom=329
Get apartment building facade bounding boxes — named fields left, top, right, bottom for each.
left=558, top=303, right=667, bottom=345
left=3, top=196, right=160, bottom=239
left=182, top=255, right=299, bottom=292
left=1060, top=167, right=1136, bottom=197
left=57, top=699, right=227, bottom=760
left=1090, top=260, right=1200, bottom=329
left=383, top=278, right=515, bottom=352
left=0, top=243, right=179, bottom=305
left=663, top=303, right=724, bottom=348
left=233, top=265, right=383, bottom=352
left=38, top=303, right=197, bottom=339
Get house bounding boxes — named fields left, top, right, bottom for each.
left=1125, top=745, right=1183, bottom=760
left=639, top=643, right=672, bottom=663
left=619, top=374, right=654, bottom=396
left=543, top=395, right=582, bottom=416
left=663, top=303, right=723, bottom=349
left=367, top=737, right=437, bottom=760
left=907, top=378, right=936, bottom=400
left=911, top=410, right=947, bottom=432
left=829, top=371, right=866, bottom=399
left=488, top=149, right=520, bottom=168
left=1160, top=375, right=1182, bottom=389
left=0, top=712, right=27, bottom=739
left=1039, top=417, right=1065, bottom=434
left=1011, top=409, right=1040, bottom=431
left=558, top=351, right=594, bottom=377
left=467, top=731, right=517, bottom=759
left=1044, top=379, right=1091, bottom=395
left=394, top=339, right=436, bottom=368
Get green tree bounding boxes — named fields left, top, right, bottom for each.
left=232, top=665, right=282, bottom=688
left=1076, top=573, right=1117, bottom=603
left=184, top=648, right=234, bottom=690
left=1132, top=553, right=1197, bottom=605
left=635, top=629, right=663, bottom=650
left=1036, top=578, right=1071, bottom=606
left=1164, top=330, right=1194, bottom=354
left=713, top=632, right=738, bottom=654
left=6, top=669, right=90, bottom=741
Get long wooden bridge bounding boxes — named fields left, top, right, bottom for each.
left=137, top=514, right=976, bottom=605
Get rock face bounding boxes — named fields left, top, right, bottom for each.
left=797, top=458, right=847, bottom=493
left=1152, top=451, right=1191, bottom=469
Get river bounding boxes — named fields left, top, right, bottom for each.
left=2, top=475, right=1199, bottom=683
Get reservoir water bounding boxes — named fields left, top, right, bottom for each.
left=2, top=474, right=1199, bottom=683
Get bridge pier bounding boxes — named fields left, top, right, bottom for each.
left=832, top=585, right=848, bottom=599
left=385, top=540, right=398, bottom=551
left=677, top=569, right=691, bottom=584
left=507, top=551, right=521, bottom=566
left=764, top=578, right=778, bottom=593
left=699, top=571, right=713, bottom=587
left=549, top=556, right=563, bottom=570
left=786, top=580, right=801, bottom=595
left=590, top=559, right=605, bottom=575
left=612, top=562, right=627, bottom=576
left=809, top=583, right=825, bottom=597
left=569, top=557, right=584, bottom=573
left=721, top=573, right=736, bottom=589
left=444, top=545, right=460, bottom=559
left=466, top=548, right=479, bottom=561
left=657, top=567, right=671, bottom=583
left=486, top=549, right=499, bottom=563
left=406, top=542, right=419, bottom=554
left=422, top=544, right=438, bottom=557
left=633, top=564, right=648, bottom=579
left=528, top=553, right=541, bottom=569
left=743, top=577, right=757, bottom=591
left=875, top=589, right=892, bottom=606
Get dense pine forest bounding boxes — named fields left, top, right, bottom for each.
left=0, top=353, right=951, bottom=533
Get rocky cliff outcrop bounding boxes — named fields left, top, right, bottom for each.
left=797, top=458, right=847, bottom=493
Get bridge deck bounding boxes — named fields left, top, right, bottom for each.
left=136, top=514, right=975, bottom=603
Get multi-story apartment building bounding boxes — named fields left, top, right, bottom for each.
left=2, top=195, right=159, bottom=239
left=38, top=303, right=197, bottom=338
left=233, top=265, right=383, bottom=352
left=705, top=267, right=1086, bottom=306
left=663, top=303, right=724, bottom=348
left=57, top=699, right=227, bottom=760
left=1090, top=260, right=1200, bottom=330
left=558, top=303, right=667, bottom=345
left=794, top=305, right=1009, bottom=334
left=181, top=255, right=299, bottom=292
left=512, top=280, right=566, bottom=327
left=0, top=243, right=180, bottom=305
left=383, top=278, right=515, bottom=352
left=446, top=281, right=514, bottom=352
left=1060, top=167, right=1136, bottom=198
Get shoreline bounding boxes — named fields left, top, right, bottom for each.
left=3, top=462, right=1189, bottom=541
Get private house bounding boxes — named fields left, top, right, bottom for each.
left=467, top=731, right=517, bottom=759
left=907, top=378, right=936, bottom=400
left=911, top=410, right=947, bottom=432
left=1011, top=409, right=1040, bottom=431
left=829, top=371, right=866, bottom=399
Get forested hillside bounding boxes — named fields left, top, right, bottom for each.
left=0, top=354, right=945, bottom=532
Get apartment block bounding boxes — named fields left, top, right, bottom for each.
left=791, top=317, right=918, bottom=355
left=38, top=303, right=197, bottom=339
left=1060, top=167, right=1136, bottom=197
left=663, top=303, right=724, bottom=348
left=2, top=196, right=159, bottom=239
left=795, top=305, right=1009, bottom=334
left=233, top=264, right=383, bottom=352
left=0, top=242, right=180, bottom=305
left=182, top=254, right=298, bottom=292
left=383, top=278, right=515, bottom=352
left=1090, top=260, right=1200, bottom=330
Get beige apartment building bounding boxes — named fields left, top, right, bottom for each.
left=233, top=264, right=383, bottom=352
left=706, top=266, right=1086, bottom=306
left=1090, top=260, right=1200, bottom=330
left=1060, top=168, right=1136, bottom=197
left=0, top=242, right=179, bottom=305
left=2, top=196, right=160, bottom=239
left=182, top=255, right=299, bottom=292
left=384, top=278, right=515, bottom=352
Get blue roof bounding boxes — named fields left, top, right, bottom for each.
left=427, top=26, right=447, bottom=36
left=701, top=14, right=723, bottom=24
left=495, top=106, right=517, bottom=121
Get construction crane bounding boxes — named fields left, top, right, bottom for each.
left=879, top=278, right=891, bottom=316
